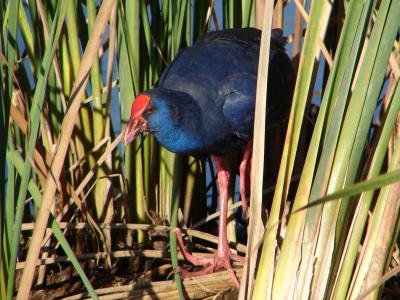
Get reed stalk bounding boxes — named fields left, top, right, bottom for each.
left=1, top=1, right=399, bottom=299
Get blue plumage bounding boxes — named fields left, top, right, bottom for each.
left=139, top=28, right=292, bottom=157
left=124, top=28, right=294, bottom=287
left=143, top=89, right=205, bottom=154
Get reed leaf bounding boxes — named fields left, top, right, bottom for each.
left=273, top=0, right=377, bottom=297
left=240, top=1, right=273, bottom=298
left=170, top=158, right=185, bottom=300
left=6, top=2, right=67, bottom=298
left=65, top=0, right=94, bottom=170
left=87, top=0, right=108, bottom=220
left=118, top=2, right=144, bottom=244
left=349, top=136, right=400, bottom=299
left=0, top=1, right=9, bottom=296
left=242, top=0, right=255, bottom=28
left=310, top=1, right=400, bottom=297
left=331, top=65, right=400, bottom=300
left=18, top=0, right=36, bottom=74
left=15, top=1, right=115, bottom=297
left=273, top=0, right=375, bottom=294
left=7, top=150, right=98, bottom=299
left=2, top=1, right=399, bottom=299
left=254, top=1, right=333, bottom=299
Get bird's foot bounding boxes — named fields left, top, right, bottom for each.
left=176, top=256, right=242, bottom=288
left=173, top=228, right=243, bottom=288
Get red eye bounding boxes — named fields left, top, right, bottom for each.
left=146, top=106, right=156, bottom=113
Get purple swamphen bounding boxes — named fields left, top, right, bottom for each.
left=124, top=28, right=293, bottom=287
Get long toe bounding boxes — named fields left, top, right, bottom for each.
left=177, top=256, right=241, bottom=288
left=173, top=228, right=243, bottom=288
left=222, top=259, right=241, bottom=288
left=173, top=227, right=214, bottom=266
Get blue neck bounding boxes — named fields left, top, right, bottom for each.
left=144, top=88, right=204, bottom=154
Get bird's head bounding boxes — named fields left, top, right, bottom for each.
left=124, top=88, right=202, bottom=153
left=124, top=94, right=154, bottom=145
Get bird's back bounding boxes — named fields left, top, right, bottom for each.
left=154, top=28, right=293, bottom=156
left=158, top=28, right=260, bottom=104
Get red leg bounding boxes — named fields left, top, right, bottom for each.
left=212, top=155, right=231, bottom=260
left=172, top=155, right=242, bottom=288
left=212, top=154, right=241, bottom=287
left=239, top=140, right=253, bottom=214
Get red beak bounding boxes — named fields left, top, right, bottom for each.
left=124, top=94, right=151, bottom=145
left=124, top=118, right=142, bottom=145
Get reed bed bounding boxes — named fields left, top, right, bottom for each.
left=1, top=0, right=399, bottom=299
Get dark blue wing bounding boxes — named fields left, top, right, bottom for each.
left=215, top=72, right=257, bottom=141
left=153, top=28, right=293, bottom=156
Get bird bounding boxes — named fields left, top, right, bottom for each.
left=124, top=28, right=293, bottom=287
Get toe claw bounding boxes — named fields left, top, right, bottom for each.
left=172, top=226, right=243, bottom=287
